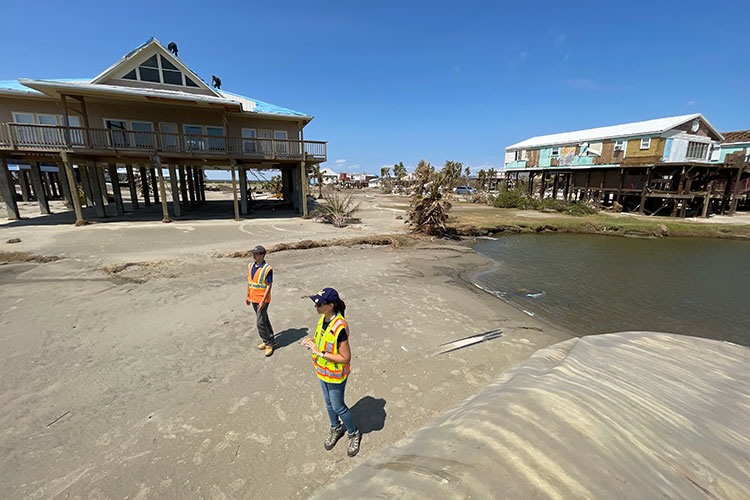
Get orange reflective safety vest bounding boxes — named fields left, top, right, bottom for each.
left=312, top=313, right=350, bottom=384
left=247, top=262, right=272, bottom=304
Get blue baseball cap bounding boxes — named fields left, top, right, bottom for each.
left=310, top=287, right=340, bottom=305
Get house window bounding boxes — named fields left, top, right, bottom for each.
left=183, top=125, right=226, bottom=151
left=242, top=128, right=257, bottom=153
left=551, top=147, right=560, bottom=156
left=104, top=120, right=154, bottom=148
left=185, top=76, right=199, bottom=87
left=139, top=55, right=161, bottom=83
left=640, top=138, right=651, bottom=150
left=274, top=130, right=289, bottom=155
left=123, top=69, right=137, bottom=80
left=159, top=123, right=178, bottom=150
left=13, top=112, right=34, bottom=124
left=184, top=125, right=205, bottom=151
left=37, top=114, right=58, bottom=126
left=686, top=141, right=709, bottom=160
left=614, top=140, right=624, bottom=152
left=131, top=121, right=154, bottom=148
left=206, top=126, right=225, bottom=151
left=160, top=55, right=183, bottom=85
left=105, top=119, right=128, bottom=147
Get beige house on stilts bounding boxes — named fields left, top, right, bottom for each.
left=0, top=37, right=326, bottom=224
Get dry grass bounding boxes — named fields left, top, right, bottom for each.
left=0, top=252, right=62, bottom=263
left=218, top=234, right=413, bottom=258
left=97, top=260, right=181, bottom=284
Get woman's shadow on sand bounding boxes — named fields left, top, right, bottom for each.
left=274, top=328, right=309, bottom=349
left=351, top=396, right=387, bottom=434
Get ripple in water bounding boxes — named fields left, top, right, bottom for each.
left=472, top=233, right=750, bottom=346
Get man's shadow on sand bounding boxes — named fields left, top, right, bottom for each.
left=351, top=396, right=387, bottom=434
left=274, top=327, right=309, bottom=349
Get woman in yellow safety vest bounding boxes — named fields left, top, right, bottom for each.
left=301, top=287, right=361, bottom=457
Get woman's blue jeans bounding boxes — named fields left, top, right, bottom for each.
left=319, top=378, right=357, bottom=434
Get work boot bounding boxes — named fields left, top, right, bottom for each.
left=324, top=424, right=345, bottom=451
left=347, top=429, right=362, bottom=457
left=264, top=344, right=274, bottom=357
left=257, top=342, right=267, bottom=350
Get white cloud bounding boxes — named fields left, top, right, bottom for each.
left=555, top=34, right=566, bottom=46
left=335, top=159, right=346, bottom=164
left=687, top=100, right=696, bottom=107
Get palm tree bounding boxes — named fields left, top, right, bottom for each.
left=478, top=169, right=487, bottom=191
left=442, top=161, right=463, bottom=192
left=408, top=168, right=452, bottom=236
left=310, top=165, right=324, bottom=198
left=393, top=162, right=406, bottom=192
left=488, top=168, right=497, bottom=191
left=464, top=165, right=471, bottom=184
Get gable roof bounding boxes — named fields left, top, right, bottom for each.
left=721, top=131, right=750, bottom=144
left=0, top=37, right=314, bottom=120
left=10, top=78, right=312, bottom=119
left=91, top=37, right=219, bottom=96
left=507, top=114, right=723, bottom=150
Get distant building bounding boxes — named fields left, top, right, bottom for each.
left=502, top=114, right=748, bottom=217
left=321, top=168, right=338, bottom=184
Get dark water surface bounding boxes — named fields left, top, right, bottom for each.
left=472, top=234, right=750, bottom=346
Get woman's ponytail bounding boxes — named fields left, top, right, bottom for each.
left=335, top=299, right=346, bottom=317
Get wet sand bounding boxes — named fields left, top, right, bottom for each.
left=0, top=193, right=570, bottom=499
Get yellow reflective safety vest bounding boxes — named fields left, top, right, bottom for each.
left=312, top=313, right=350, bottom=384
left=247, top=263, right=272, bottom=304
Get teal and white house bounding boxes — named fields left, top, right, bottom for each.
left=501, top=114, right=748, bottom=217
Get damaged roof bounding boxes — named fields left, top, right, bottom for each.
left=721, top=131, right=750, bottom=144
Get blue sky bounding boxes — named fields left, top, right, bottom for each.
left=3, top=0, right=748, bottom=175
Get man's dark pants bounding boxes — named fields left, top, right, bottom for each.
left=252, top=302, right=275, bottom=346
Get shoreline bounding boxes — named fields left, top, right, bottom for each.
left=442, top=202, right=750, bottom=240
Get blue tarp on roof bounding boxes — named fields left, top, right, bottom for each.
left=219, top=90, right=309, bottom=117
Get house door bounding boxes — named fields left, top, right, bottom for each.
left=259, top=129, right=272, bottom=154
left=539, top=148, right=552, bottom=167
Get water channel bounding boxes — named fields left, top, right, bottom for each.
left=471, top=233, right=750, bottom=346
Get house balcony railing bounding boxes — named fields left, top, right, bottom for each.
left=0, top=123, right=327, bottom=162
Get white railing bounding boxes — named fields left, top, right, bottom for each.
left=0, top=123, right=327, bottom=161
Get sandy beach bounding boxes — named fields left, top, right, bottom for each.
left=0, top=192, right=571, bottom=499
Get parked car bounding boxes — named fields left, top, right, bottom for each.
left=453, top=186, right=477, bottom=195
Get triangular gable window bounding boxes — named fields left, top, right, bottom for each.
left=120, top=51, right=201, bottom=88
left=142, top=55, right=158, bottom=68
left=160, top=55, right=182, bottom=85
left=139, top=55, right=160, bottom=82
left=160, top=56, right=178, bottom=70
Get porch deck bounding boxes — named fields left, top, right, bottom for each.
left=0, top=123, right=326, bottom=163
